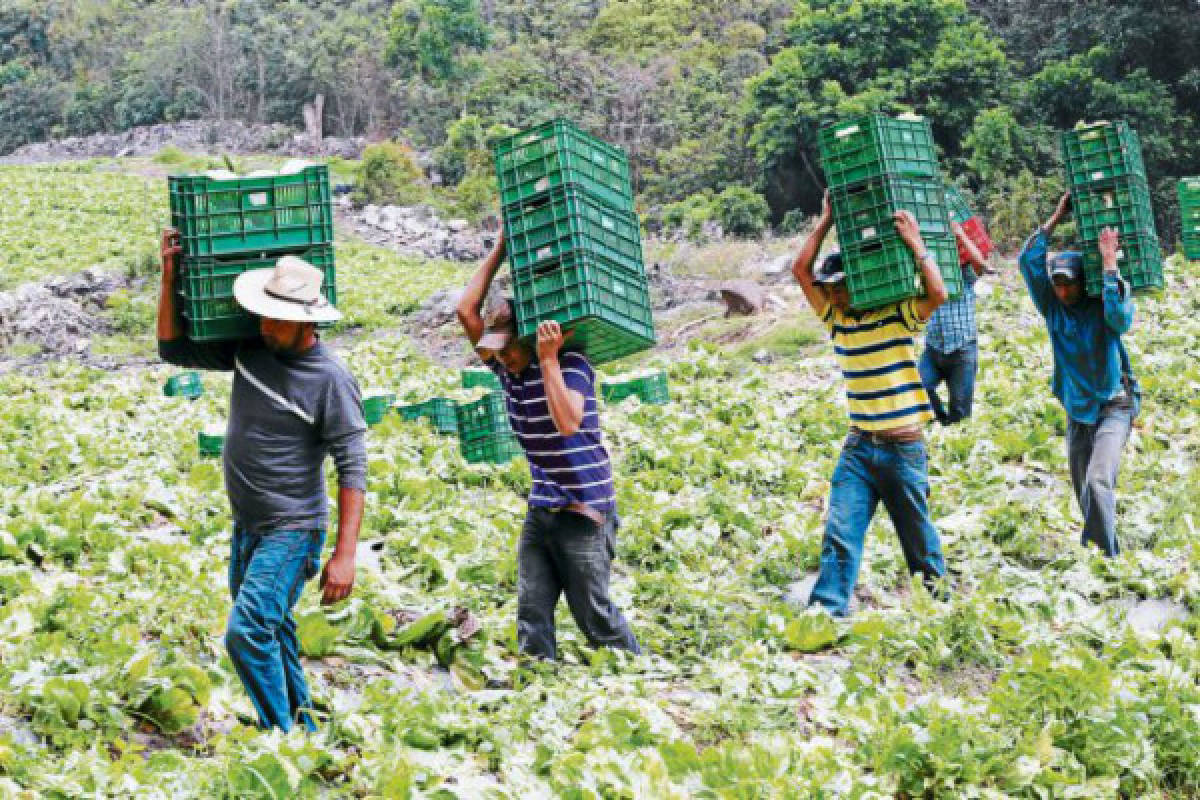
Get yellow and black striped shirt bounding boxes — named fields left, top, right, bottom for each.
left=819, top=299, right=934, bottom=431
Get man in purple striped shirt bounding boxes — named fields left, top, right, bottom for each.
left=456, top=230, right=640, bottom=660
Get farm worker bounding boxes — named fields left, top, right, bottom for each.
left=792, top=195, right=950, bottom=616
left=917, top=220, right=990, bottom=424
left=456, top=230, right=640, bottom=660
left=1017, top=194, right=1139, bottom=557
left=156, top=229, right=366, bottom=731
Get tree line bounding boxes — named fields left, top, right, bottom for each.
left=1, top=0, right=1197, bottom=246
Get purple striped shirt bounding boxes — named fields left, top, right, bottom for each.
left=487, top=352, right=616, bottom=515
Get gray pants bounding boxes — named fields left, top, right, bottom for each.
left=517, top=507, right=640, bottom=660
left=1066, top=396, right=1134, bottom=557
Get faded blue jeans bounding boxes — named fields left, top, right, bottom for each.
left=918, top=341, right=978, bottom=425
left=517, top=508, right=640, bottom=660
left=226, top=525, right=325, bottom=732
left=1067, top=395, right=1135, bottom=557
left=809, top=433, right=947, bottom=616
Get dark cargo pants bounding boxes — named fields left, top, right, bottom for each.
left=516, top=507, right=641, bottom=660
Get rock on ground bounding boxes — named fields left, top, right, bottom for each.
left=342, top=201, right=492, bottom=262
left=719, top=280, right=766, bottom=316
left=1, top=120, right=364, bottom=163
left=0, top=268, right=129, bottom=360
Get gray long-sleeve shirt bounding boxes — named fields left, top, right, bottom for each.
left=160, top=337, right=367, bottom=533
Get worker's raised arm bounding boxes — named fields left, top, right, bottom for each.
left=953, top=221, right=988, bottom=277
left=792, top=190, right=835, bottom=314
left=157, top=228, right=185, bottom=342
left=156, top=227, right=240, bottom=370
left=457, top=228, right=506, bottom=346
left=897, top=211, right=947, bottom=321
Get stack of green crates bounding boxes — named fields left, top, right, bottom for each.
left=818, top=114, right=963, bottom=310
left=397, top=397, right=459, bottom=435
left=168, top=164, right=337, bottom=341
left=493, top=119, right=655, bottom=365
left=1179, top=177, right=1200, bottom=260
left=1062, top=122, right=1163, bottom=296
left=455, top=391, right=522, bottom=465
left=461, top=368, right=501, bottom=391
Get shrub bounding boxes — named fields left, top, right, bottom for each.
left=984, top=170, right=1067, bottom=252
left=355, top=141, right=425, bottom=206
left=779, top=208, right=808, bottom=235
left=449, top=166, right=498, bottom=223
left=715, top=186, right=769, bottom=237
left=434, top=114, right=489, bottom=186
left=661, top=191, right=715, bottom=242
left=152, top=146, right=189, bottom=165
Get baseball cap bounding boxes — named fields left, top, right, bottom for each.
left=814, top=251, right=846, bottom=285
left=475, top=297, right=517, bottom=353
left=1049, top=251, right=1084, bottom=283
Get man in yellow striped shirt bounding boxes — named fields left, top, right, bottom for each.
left=791, top=194, right=952, bottom=616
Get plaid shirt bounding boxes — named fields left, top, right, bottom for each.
left=925, top=265, right=978, bottom=354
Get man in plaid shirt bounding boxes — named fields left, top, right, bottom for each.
left=918, top=221, right=990, bottom=424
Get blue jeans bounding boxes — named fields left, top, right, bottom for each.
left=809, top=434, right=947, bottom=616
left=517, top=508, right=640, bottom=660
left=1067, top=396, right=1134, bottom=557
left=226, top=525, right=325, bottom=732
left=918, top=342, right=978, bottom=425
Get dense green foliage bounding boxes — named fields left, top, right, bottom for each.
left=2, top=0, right=1200, bottom=237
left=1, top=0, right=1197, bottom=235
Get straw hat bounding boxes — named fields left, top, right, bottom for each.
left=233, top=255, right=342, bottom=324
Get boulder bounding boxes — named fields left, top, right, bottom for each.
left=719, top=279, right=766, bottom=316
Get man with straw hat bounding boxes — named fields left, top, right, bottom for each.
left=456, top=230, right=640, bottom=661
left=156, top=229, right=367, bottom=731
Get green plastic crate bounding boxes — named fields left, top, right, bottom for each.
left=169, top=165, right=333, bottom=257
left=455, top=391, right=512, bottom=442
left=1081, top=231, right=1163, bottom=297
left=503, top=186, right=643, bottom=274
left=818, top=114, right=940, bottom=188
left=1071, top=176, right=1157, bottom=243
left=461, top=368, right=501, bottom=391
left=1179, top=177, right=1200, bottom=204
left=454, top=392, right=522, bottom=463
left=494, top=119, right=634, bottom=212
left=601, top=371, right=669, bottom=405
left=198, top=427, right=225, bottom=457
left=841, top=234, right=964, bottom=312
left=461, top=433, right=524, bottom=465
left=397, top=397, right=459, bottom=434
left=831, top=175, right=952, bottom=248
left=363, top=391, right=396, bottom=427
left=943, top=184, right=975, bottom=224
left=1061, top=122, right=1145, bottom=187
left=511, top=250, right=655, bottom=366
left=177, top=245, right=337, bottom=342
left=164, top=371, right=203, bottom=399
left=1178, top=179, right=1200, bottom=249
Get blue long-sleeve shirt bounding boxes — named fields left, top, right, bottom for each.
left=1018, top=229, right=1136, bottom=425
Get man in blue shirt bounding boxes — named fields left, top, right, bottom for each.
left=918, top=221, right=990, bottom=424
left=1018, top=193, right=1140, bottom=557
left=456, top=230, right=640, bottom=660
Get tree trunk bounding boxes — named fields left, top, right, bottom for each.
left=303, top=94, right=325, bottom=147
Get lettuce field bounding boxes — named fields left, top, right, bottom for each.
left=2, top=162, right=1200, bottom=798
